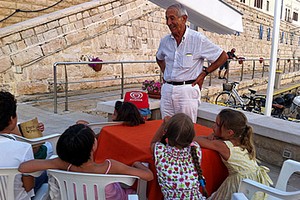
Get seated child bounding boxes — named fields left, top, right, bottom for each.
left=124, top=91, right=151, bottom=120
left=77, top=101, right=145, bottom=126
left=0, top=91, right=36, bottom=200
left=150, top=113, right=207, bottom=199
left=194, top=108, right=273, bottom=200
left=19, top=124, right=153, bottom=200
left=113, top=101, right=145, bottom=126
left=11, top=120, right=53, bottom=192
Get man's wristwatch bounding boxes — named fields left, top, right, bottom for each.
left=203, top=67, right=209, bottom=76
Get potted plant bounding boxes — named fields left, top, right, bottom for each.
left=238, top=57, right=245, bottom=64
left=88, top=57, right=103, bottom=72
left=259, top=57, right=264, bottom=64
left=142, top=80, right=162, bottom=99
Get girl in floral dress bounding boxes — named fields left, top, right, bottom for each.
left=151, top=113, right=206, bottom=200
left=194, top=109, right=273, bottom=200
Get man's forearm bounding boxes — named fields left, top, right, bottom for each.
left=206, top=51, right=228, bottom=73
left=156, top=57, right=166, bottom=73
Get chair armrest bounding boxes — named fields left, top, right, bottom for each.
left=239, top=179, right=300, bottom=199
left=87, top=122, right=124, bottom=136
left=14, top=133, right=60, bottom=154
left=128, top=194, right=139, bottom=200
left=87, top=121, right=124, bottom=128
left=231, top=193, right=248, bottom=200
left=14, top=133, right=61, bottom=145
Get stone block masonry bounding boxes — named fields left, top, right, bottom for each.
left=0, top=0, right=92, bottom=28
left=0, top=0, right=300, bottom=96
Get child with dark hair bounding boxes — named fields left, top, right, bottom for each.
left=0, top=91, right=36, bottom=200
left=77, top=101, right=145, bottom=127
left=194, top=109, right=272, bottom=200
left=150, top=113, right=207, bottom=199
left=113, top=101, right=145, bottom=126
left=19, top=124, right=153, bottom=200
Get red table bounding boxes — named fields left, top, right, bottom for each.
left=94, top=120, right=228, bottom=200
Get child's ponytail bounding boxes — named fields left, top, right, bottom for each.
left=190, top=145, right=208, bottom=197
left=240, top=124, right=256, bottom=160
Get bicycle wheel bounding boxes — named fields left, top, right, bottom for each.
left=215, top=92, right=236, bottom=107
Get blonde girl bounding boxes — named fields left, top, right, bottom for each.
left=194, top=108, right=272, bottom=200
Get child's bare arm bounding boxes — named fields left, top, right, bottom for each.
left=150, top=116, right=170, bottom=153
left=109, top=159, right=153, bottom=181
left=19, top=158, right=69, bottom=173
left=21, top=175, right=34, bottom=192
left=196, top=133, right=219, bottom=140
left=194, top=136, right=230, bottom=160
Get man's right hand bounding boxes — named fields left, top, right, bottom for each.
left=156, top=57, right=166, bottom=74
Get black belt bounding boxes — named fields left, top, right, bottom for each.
left=166, top=80, right=195, bottom=85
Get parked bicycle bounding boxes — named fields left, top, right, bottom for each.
left=215, top=82, right=266, bottom=114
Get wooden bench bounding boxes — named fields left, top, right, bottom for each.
left=96, top=98, right=161, bottom=121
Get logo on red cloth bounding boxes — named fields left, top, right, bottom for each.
left=124, top=91, right=149, bottom=109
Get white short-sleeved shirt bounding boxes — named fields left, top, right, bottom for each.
left=156, top=27, right=223, bottom=82
left=0, top=135, right=35, bottom=200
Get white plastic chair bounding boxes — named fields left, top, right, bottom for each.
left=0, top=167, right=48, bottom=200
left=47, top=169, right=140, bottom=200
left=235, top=179, right=300, bottom=200
left=87, top=121, right=124, bottom=135
left=231, top=193, right=248, bottom=200
left=14, top=133, right=60, bottom=154
left=234, top=159, right=300, bottom=200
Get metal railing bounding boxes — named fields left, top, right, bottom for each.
left=224, top=57, right=300, bottom=82
left=53, top=60, right=160, bottom=113
left=52, top=58, right=300, bottom=113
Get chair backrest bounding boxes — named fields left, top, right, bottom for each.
left=124, top=91, right=149, bottom=110
left=124, top=91, right=151, bottom=119
left=0, top=167, right=19, bottom=200
left=231, top=193, right=248, bottom=200
left=236, top=159, right=300, bottom=200
left=47, top=169, right=139, bottom=200
left=14, top=133, right=60, bottom=154
left=237, top=178, right=300, bottom=200
left=275, top=159, right=300, bottom=191
left=87, top=121, right=124, bottom=135
left=0, top=167, right=49, bottom=200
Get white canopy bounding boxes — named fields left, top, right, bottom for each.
left=148, top=0, right=243, bottom=34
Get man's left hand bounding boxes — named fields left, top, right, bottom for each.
left=192, top=73, right=206, bottom=89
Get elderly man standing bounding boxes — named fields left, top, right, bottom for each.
left=156, top=3, right=227, bottom=123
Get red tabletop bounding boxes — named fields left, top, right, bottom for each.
left=94, top=120, right=228, bottom=200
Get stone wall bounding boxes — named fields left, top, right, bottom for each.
left=0, top=0, right=91, bottom=28
left=0, top=0, right=168, bottom=95
left=0, top=0, right=299, bottom=96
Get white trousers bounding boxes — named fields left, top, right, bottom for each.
left=160, top=83, right=201, bottom=123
